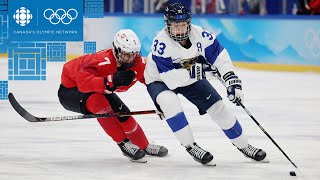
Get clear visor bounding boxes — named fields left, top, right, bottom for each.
left=117, top=51, right=139, bottom=65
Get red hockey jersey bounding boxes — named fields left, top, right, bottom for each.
left=308, top=0, right=320, bottom=14
left=61, top=49, right=146, bottom=93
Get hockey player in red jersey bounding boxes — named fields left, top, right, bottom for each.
left=58, top=29, right=168, bottom=161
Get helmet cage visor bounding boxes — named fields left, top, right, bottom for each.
left=118, top=50, right=139, bottom=64
left=113, top=43, right=141, bottom=65
left=165, top=17, right=191, bottom=42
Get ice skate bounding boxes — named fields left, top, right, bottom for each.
left=186, top=142, right=215, bottom=166
left=238, top=144, right=268, bottom=163
left=118, top=138, right=146, bottom=160
left=144, top=143, right=168, bottom=157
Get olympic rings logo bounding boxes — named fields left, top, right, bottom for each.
left=305, top=29, right=320, bottom=57
left=43, top=8, right=78, bottom=25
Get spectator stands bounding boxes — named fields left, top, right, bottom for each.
left=103, top=0, right=317, bottom=15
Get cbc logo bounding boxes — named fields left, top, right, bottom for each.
left=305, top=29, right=320, bottom=57
left=43, top=8, right=78, bottom=25
left=13, top=7, right=33, bottom=26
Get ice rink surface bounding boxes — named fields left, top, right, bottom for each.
left=1, top=60, right=320, bottom=180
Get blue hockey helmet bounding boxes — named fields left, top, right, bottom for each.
left=164, top=2, right=191, bottom=42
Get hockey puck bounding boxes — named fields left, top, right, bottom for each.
left=289, top=171, right=296, bottom=176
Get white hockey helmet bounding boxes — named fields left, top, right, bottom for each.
left=112, top=29, right=141, bottom=65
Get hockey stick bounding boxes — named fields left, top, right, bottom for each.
left=8, top=92, right=162, bottom=122
left=207, top=65, right=300, bottom=174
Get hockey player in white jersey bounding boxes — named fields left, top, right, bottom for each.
left=144, top=2, right=267, bottom=165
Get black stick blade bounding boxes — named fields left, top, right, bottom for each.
left=8, top=93, right=42, bottom=122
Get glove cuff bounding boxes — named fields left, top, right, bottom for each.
left=188, top=63, right=205, bottom=80
left=223, top=71, right=242, bottom=89
left=104, top=76, right=116, bottom=92
left=223, top=71, right=236, bottom=81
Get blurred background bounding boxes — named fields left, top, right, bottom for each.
left=103, top=0, right=319, bottom=15
left=1, top=2, right=320, bottom=180
left=0, top=0, right=319, bottom=101
left=86, top=0, right=320, bottom=71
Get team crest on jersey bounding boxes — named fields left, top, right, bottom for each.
left=172, top=56, right=198, bottom=69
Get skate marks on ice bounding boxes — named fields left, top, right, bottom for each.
left=1, top=60, right=320, bottom=179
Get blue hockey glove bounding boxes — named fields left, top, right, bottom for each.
left=223, top=71, right=244, bottom=105
left=187, top=63, right=206, bottom=80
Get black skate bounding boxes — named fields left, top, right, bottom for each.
left=118, top=138, right=146, bottom=160
left=186, top=142, right=215, bottom=165
left=144, top=144, right=168, bottom=157
left=238, top=144, right=267, bottom=162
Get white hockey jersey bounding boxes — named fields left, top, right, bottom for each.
left=144, top=24, right=234, bottom=90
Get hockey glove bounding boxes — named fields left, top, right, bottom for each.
left=105, top=70, right=135, bottom=92
left=187, top=63, right=206, bottom=81
left=113, top=70, right=135, bottom=87
left=223, top=71, right=244, bottom=106
left=203, top=64, right=221, bottom=77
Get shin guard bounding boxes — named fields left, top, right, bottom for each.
left=97, top=118, right=126, bottom=143
left=120, top=117, right=149, bottom=149
left=86, top=93, right=126, bottom=143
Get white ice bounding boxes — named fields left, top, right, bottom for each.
left=0, top=59, right=319, bottom=180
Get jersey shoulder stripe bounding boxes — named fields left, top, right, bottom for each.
left=152, top=54, right=174, bottom=73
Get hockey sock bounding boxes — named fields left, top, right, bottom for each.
left=166, top=112, right=195, bottom=147
left=223, top=120, right=248, bottom=149
left=120, top=117, right=149, bottom=149
left=97, top=117, right=126, bottom=143
left=86, top=93, right=126, bottom=143
left=207, top=100, right=248, bottom=148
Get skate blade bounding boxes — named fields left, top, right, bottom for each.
left=247, top=157, right=269, bottom=163
left=203, top=160, right=216, bottom=166
left=259, top=158, right=269, bottom=163
left=130, top=159, right=147, bottom=163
